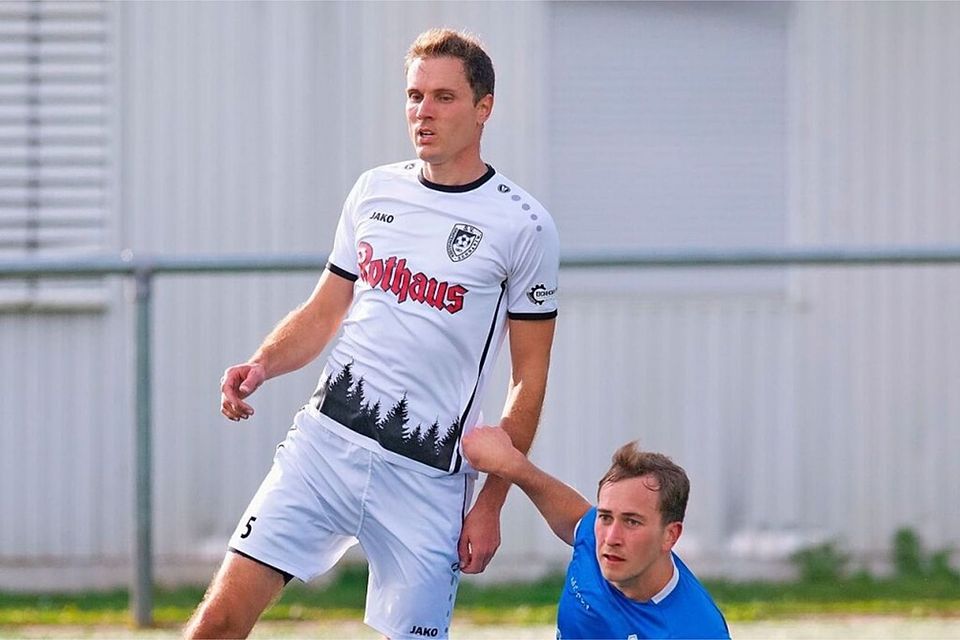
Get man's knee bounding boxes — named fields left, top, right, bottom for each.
left=186, top=585, right=271, bottom=639
left=184, top=599, right=243, bottom=639
left=183, top=552, right=287, bottom=639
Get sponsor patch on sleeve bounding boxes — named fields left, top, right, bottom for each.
left=526, top=283, right=557, bottom=305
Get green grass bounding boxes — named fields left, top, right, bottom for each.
left=706, top=575, right=960, bottom=620
left=2, top=565, right=959, bottom=627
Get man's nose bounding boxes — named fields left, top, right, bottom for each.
left=416, top=97, right=434, bottom=119
left=602, top=522, right=624, bottom=545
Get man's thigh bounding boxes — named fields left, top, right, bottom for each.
left=360, top=464, right=476, bottom=639
left=228, top=412, right=367, bottom=581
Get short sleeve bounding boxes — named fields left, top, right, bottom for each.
left=506, top=210, right=559, bottom=320
left=326, top=173, right=368, bottom=281
left=573, top=507, right=597, bottom=548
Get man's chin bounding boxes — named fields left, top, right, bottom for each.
left=598, top=562, right=619, bottom=582
left=415, top=149, right=441, bottom=164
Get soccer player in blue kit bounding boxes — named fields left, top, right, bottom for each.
left=463, top=426, right=730, bottom=640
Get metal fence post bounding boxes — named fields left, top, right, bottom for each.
left=132, top=265, right=154, bottom=627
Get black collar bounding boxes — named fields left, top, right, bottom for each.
left=418, top=164, right=496, bottom=193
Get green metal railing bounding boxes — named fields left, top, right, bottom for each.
left=3, top=245, right=960, bottom=627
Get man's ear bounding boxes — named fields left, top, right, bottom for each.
left=476, top=94, right=494, bottom=125
left=662, top=521, right=683, bottom=553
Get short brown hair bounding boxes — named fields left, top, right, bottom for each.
left=597, top=442, right=690, bottom=525
left=405, top=28, right=495, bottom=104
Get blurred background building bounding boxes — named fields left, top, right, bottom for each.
left=1, top=0, right=959, bottom=589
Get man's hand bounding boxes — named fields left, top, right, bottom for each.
left=458, top=427, right=518, bottom=573
left=216, top=268, right=355, bottom=423
left=220, top=362, right=266, bottom=421
left=462, top=426, right=525, bottom=479
left=458, top=497, right=501, bottom=574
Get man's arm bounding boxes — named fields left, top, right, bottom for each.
left=220, top=269, right=355, bottom=421
left=458, top=317, right=555, bottom=572
left=462, top=426, right=590, bottom=546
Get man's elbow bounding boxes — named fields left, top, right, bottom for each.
left=556, top=527, right=576, bottom=547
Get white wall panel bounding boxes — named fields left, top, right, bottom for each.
left=532, top=1, right=801, bottom=579
left=548, top=1, right=787, bottom=252
left=787, top=0, right=960, bottom=569
left=0, top=0, right=132, bottom=590
left=2, top=0, right=553, bottom=588
left=5, top=0, right=960, bottom=589
left=516, top=0, right=960, bottom=580
left=0, top=295, right=133, bottom=571
left=492, top=290, right=799, bottom=579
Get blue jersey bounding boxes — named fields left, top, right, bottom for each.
left=557, top=508, right=729, bottom=640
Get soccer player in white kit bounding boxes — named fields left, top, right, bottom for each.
left=184, top=28, right=559, bottom=639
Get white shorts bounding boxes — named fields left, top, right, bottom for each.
left=228, top=406, right=476, bottom=639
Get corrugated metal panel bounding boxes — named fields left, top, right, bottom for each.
left=502, top=0, right=960, bottom=579
left=547, top=1, right=787, bottom=252
left=787, top=268, right=960, bottom=563
left=484, top=289, right=801, bottom=579
left=5, top=0, right=960, bottom=589
left=516, top=1, right=801, bottom=579
left=789, top=1, right=960, bottom=246
left=1, top=0, right=554, bottom=588
left=0, top=0, right=130, bottom=590
left=787, top=0, right=960, bottom=566
left=0, top=297, right=133, bottom=563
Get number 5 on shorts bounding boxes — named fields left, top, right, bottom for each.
left=240, top=516, right=257, bottom=539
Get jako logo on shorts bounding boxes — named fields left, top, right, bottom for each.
left=408, top=625, right=439, bottom=637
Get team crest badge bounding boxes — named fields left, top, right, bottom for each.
left=446, top=224, right=483, bottom=262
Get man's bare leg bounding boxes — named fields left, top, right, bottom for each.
left=183, top=552, right=287, bottom=639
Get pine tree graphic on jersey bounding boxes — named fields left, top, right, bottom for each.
left=319, top=363, right=459, bottom=469
left=378, top=395, right=409, bottom=452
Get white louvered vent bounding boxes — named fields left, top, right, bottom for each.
left=0, top=0, right=111, bottom=310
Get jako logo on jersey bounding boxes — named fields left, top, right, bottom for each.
left=357, top=241, right=467, bottom=314
left=408, top=626, right=439, bottom=637
left=446, top=223, right=483, bottom=262
left=526, top=283, right=556, bottom=305
left=370, top=211, right=394, bottom=223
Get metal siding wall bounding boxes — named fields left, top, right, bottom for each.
left=521, top=1, right=800, bottom=580
left=788, top=1, right=960, bottom=565
left=546, top=1, right=788, bottom=252
left=0, top=298, right=133, bottom=584
left=0, top=0, right=133, bottom=590
left=518, top=0, right=960, bottom=579
left=6, top=0, right=960, bottom=589
left=508, top=291, right=798, bottom=579
left=2, top=0, right=551, bottom=588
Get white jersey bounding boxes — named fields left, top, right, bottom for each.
left=310, top=160, right=559, bottom=477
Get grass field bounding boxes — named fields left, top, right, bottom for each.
left=3, top=618, right=960, bottom=639
left=2, top=564, right=959, bottom=638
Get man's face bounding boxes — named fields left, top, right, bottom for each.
left=595, top=475, right=681, bottom=598
left=406, top=56, right=492, bottom=171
